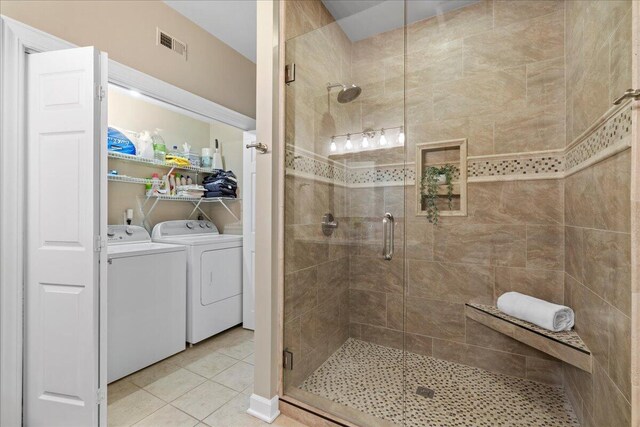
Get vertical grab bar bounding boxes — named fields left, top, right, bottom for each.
left=382, top=212, right=394, bottom=261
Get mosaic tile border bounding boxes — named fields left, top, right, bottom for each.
left=565, top=103, right=632, bottom=172
left=285, top=104, right=632, bottom=186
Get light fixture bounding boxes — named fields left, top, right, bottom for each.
left=345, top=134, right=353, bottom=150
left=330, top=137, right=337, bottom=152
left=379, top=128, right=387, bottom=146
left=398, top=127, right=405, bottom=145
left=361, top=133, right=369, bottom=148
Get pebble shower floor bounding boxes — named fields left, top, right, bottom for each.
left=300, top=339, right=579, bottom=426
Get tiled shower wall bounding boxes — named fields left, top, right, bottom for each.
left=283, top=1, right=353, bottom=389
left=562, top=1, right=632, bottom=425
left=284, top=2, right=632, bottom=426
left=348, top=0, right=568, bottom=385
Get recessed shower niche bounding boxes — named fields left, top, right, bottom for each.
left=416, top=139, right=467, bottom=222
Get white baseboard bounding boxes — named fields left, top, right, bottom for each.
left=247, top=394, right=280, bottom=423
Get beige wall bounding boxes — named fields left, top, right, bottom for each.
left=107, top=86, right=243, bottom=230
left=0, top=0, right=256, bottom=118
left=563, top=2, right=632, bottom=426
left=566, top=0, right=631, bottom=144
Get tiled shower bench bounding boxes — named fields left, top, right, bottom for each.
left=465, top=303, right=592, bottom=373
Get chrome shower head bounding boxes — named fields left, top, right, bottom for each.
left=337, top=84, right=362, bottom=103
left=327, top=83, right=362, bottom=104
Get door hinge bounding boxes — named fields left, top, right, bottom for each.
left=283, top=349, right=293, bottom=370
left=285, top=63, right=295, bottom=85
left=97, top=388, right=106, bottom=404
left=94, top=235, right=105, bottom=252
left=96, top=85, right=105, bottom=101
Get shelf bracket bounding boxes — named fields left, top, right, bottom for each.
left=189, top=199, right=213, bottom=222
left=217, top=199, right=240, bottom=222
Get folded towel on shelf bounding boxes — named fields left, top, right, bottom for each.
left=497, top=292, right=574, bottom=332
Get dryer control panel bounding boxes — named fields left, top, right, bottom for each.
left=151, top=220, right=219, bottom=239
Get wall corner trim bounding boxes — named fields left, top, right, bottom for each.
left=248, top=394, right=281, bottom=423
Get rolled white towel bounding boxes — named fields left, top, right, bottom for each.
left=497, top=292, right=574, bottom=332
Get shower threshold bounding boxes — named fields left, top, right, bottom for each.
left=299, top=338, right=579, bottom=427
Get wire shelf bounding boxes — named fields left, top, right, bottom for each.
left=108, top=151, right=215, bottom=174
left=107, top=175, right=151, bottom=185
left=147, top=195, right=241, bottom=203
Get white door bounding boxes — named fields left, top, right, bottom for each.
left=25, top=46, right=108, bottom=426
left=242, top=131, right=257, bottom=330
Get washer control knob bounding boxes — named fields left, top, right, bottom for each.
left=107, top=229, right=115, bottom=237
left=199, top=222, right=206, bottom=228
left=186, top=222, right=195, bottom=229
left=205, top=223, right=212, bottom=229
left=125, top=228, right=134, bottom=236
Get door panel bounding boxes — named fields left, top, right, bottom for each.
left=25, top=46, right=105, bottom=427
left=242, top=131, right=257, bottom=329
left=201, top=247, right=243, bottom=305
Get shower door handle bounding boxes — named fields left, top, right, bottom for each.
left=382, top=212, right=394, bottom=261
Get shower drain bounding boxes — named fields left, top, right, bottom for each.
left=416, top=386, right=435, bottom=399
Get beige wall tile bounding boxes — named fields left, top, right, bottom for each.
left=349, top=289, right=387, bottom=327
left=565, top=168, right=596, bottom=228
left=583, top=229, right=631, bottom=315
left=593, top=362, right=631, bottom=426
left=569, top=278, right=611, bottom=370
left=405, top=333, right=433, bottom=357
left=592, top=150, right=632, bottom=233
left=406, top=0, right=493, bottom=50
left=495, top=267, right=564, bottom=304
left=466, top=180, right=563, bottom=225
left=609, top=308, right=631, bottom=401
left=433, top=224, right=526, bottom=267
left=526, top=225, right=564, bottom=270
left=465, top=319, right=553, bottom=360
left=493, top=0, right=564, bottom=28
left=433, top=67, right=526, bottom=120
left=284, top=267, right=318, bottom=320
left=463, top=11, right=564, bottom=75
left=405, top=298, right=466, bottom=342
left=525, top=357, right=563, bottom=385
left=360, top=324, right=404, bottom=350
left=493, top=103, right=565, bottom=153
left=565, top=227, right=585, bottom=283
left=350, top=255, right=403, bottom=294
left=408, top=260, right=494, bottom=304
left=433, top=339, right=527, bottom=378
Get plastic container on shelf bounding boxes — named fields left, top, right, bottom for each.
left=152, top=129, right=167, bottom=162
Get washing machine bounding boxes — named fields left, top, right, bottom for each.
left=151, top=220, right=243, bottom=344
left=107, top=225, right=187, bottom=383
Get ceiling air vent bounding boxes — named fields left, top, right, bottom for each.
left=157, top=28, right=187, bottom=60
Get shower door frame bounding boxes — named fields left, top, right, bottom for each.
left=275, top=1, right=409, bottom=425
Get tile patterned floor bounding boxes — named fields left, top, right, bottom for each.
left=108, top=326, right=304, bottom=427
left=300, top=338, right=580, bottom=427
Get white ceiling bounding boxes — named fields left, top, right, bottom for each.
left=164, top=0, right=257, bottom=63
left=163, top=0, right=479, bottom=64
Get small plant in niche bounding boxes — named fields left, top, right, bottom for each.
left=420, top=164, right=455, bottom=225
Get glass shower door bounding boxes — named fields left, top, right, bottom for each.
left=281, top=1, right=408, bottom=425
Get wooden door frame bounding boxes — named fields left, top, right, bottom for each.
left=249, top=0, right=285, bottom=422
left=0, top=15, right=255, bottom=426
